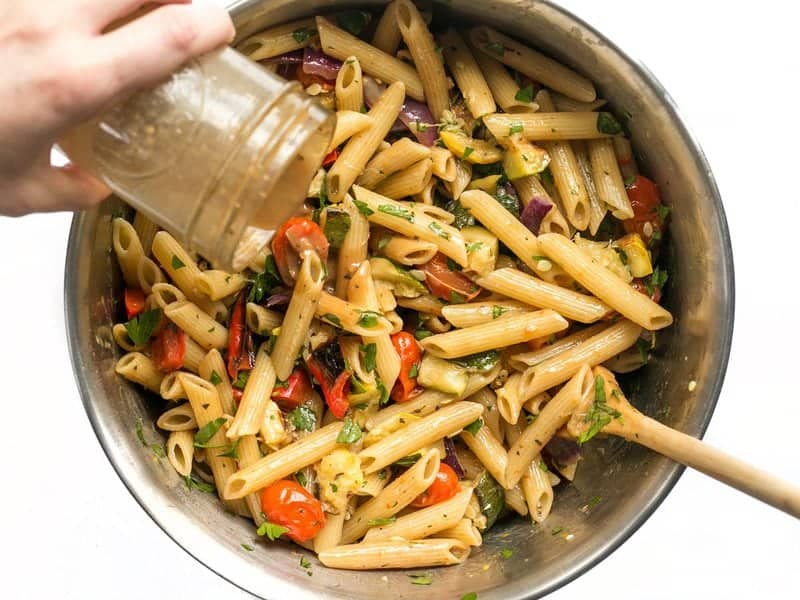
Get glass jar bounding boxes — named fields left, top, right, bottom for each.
left=59, top=47, right=334, bottom=269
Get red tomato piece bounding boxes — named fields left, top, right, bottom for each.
left=411, top=464, right=460, bottom=508
left=623, top=175, right=667, bottom=242
left=421, top=253, right=480, bottom=303
left=305, top=358, right=350, bottom=419
left=124, top=288, right=146, bottom=320
left=272, top=217, right=330, bottom=285
left=390, top=331, right=422, bottom=403
left=322, top=148, right=339, bottom=167
left=151, top=323, right=186, bottom=373
left=261, top=480, right=326, bottom=542
left=272, top=368, right=313, bottom=410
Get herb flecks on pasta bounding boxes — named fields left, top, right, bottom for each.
left=112, top=3, right=674, bottom=574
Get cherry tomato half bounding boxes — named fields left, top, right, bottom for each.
left=390, top=331, right=422, bottom=403
left=623, top=175, right=667, bottom=242
left=272, top=217, right=330, bottom=285
left=261, top=479, right=326, bottom=542
left=421, top=253, right=480, bottom=303
left=272, top=368, right=313, bottom=410
left=411, top=463, right=459, bottom=508
left=151, top=322, right=186, bottom=373
left=124, top=288, right=146, bottom=320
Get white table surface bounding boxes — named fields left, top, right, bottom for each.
left=2, top=1, right=799, bottom=598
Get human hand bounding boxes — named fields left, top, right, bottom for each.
left=0, top=0, right=234, bottom=216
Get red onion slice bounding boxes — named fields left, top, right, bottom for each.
left=443, top=437, right=466, bottom=479
left=520, top=195, right=553, bottom=235
left=302, top=47, right=342, bottom=81
left=364, top=77, right=438, bottom=146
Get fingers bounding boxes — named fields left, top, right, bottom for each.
left=2, top=165, right=112, bottom=216
left=83, top=0, right=190, bottom=32
left=95, top=2, right=234, bottom=96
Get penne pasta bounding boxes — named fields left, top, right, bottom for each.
left=358, top=138, right=432, bottom=189
left=335, top=57, right=364, bottom=113
left=115, top=352, right=163, bottom=393
left=237, top=18, right=318, bottom=61
left=318, top=538, right=470, bottom=570
left=371, top=1, right=402, bottom=54
left=112, top=218, right=144, bottom=288
left=373, top=158, right=433, bottom=199
left=227, top=344, right=278, bottom=439
left=326, top=110, right=374, bottom=154
left=439, top=28, right=496, bottom=118
left=588, top=138, right=634, bottom=219
left=166, top=430, right=194, bottom=477
left=164, top=301, right=228, bottom=350
left=483, top=112, right=617, bottom=142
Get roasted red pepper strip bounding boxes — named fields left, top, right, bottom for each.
left=623, top=175, right=668, bottom=243
left=390, top=331, right=422, bottom=403
left=124, top=288, right=146, bottom=320
left=272, top=217, right=330, bottom=285
left=272, top=368, right=313, bottom=410
left=306, top=358, right=351, bottom=419
left=151, top=322, right=186, bottom=373
left=322, top=148, right=339, bottom=167
left=226, top=291, right=255, bottom=380
left=422, top=253, right=481, bottom=303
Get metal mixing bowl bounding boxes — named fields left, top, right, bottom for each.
left=65, top=1, right=735, bottom=598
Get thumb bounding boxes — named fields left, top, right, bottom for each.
left=30, top=164, right=112, bottom=213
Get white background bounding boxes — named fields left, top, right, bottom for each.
left=2, top=0, right=799, bottom=598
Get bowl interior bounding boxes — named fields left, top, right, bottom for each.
left=65, top=1, right=734, bottom=598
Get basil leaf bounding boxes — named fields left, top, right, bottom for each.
left=324, top=210, right=352, bottom=249
left=336, top=417, right=363, bottom=444
left=233, top=371, right=250, bottom=390
left=515, top=83, right=534, bottom=103
left=509, top=121, right=524, bottom=135
left=394, top=453, right=421, bottom=467
left=577, top=375, right=621, bottom=445
left=288, top=406, right=316, bottom=432
left=194, top=417, right=227, bottom=448
left=124, top=308, right=161, bottom=345
left=249, top=254, right=282, bottom=303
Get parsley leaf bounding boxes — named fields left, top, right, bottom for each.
left=299, top=555, right=312, bottom=569
left=295, top=471, right=308, bottom=487
left=288, top=406, right=316, bottom=432
left=218, top=438, right=241, bottom=459
left=171, top=255, right=186, bottom=270
left=492, top=305, right=508, bottom=319
left=249, top=255, right=282, bottom=303
left=377, top=379, right=389, bottom=405
left=233, top=371, right=250, bottom=390
left=353, top=199, right=374, bottom=216
left=322, top=313, right=342, bottom=328
left=577, top=376, right=621, bottom=445
left=450, top=290, right=466, bottom=304
left=500, top=548, right=513, bottom=559
left=378, top=204, right=415, bottom=222
left=194, top=417, right=227, bottom=448
left=292, top=26, right=316, bottom=44
left=515, top=84, right=534, bottom=103
left=596, top=112, right=623, bottom=135
left=636, top=337, right=650, bottom=365
left=135, top=417, right=147, bottom=446
left=645, top=266, right=669, bottom=296
left=483, top=41, right=505, bottom=56
left=656, top=204, right=672, bottom=222
left=124, top=308, right=161, bottom=345
left=358, top=311, right=382, bottom=328
left=428, top=221, right=450, bottom=239
left=495, top=185, right=521, bottom=218
left=509, top=121, right=524, bottom=135
left=408, top=573, right=433, bottom=585
left=185, top=474, right=216, bottom=493
left=394, top=453, right=421, bottom=467
left=336, top=417, right=363, bottom=444
left=463, top=146, right=475, bottom=160
left=466, top=241, right=484, bottom=253
left=464, top=418, right=483, bottom=436
left=367, top=516, right=397, bottom=527
left=540, top=167, right=554, bottom=186
left=257, top=521, right=289, bottom=541
left=241, top=543, right=255, bottom=551
left=209, top=370, right=223, bottom=385
left=150, top=444, right=166, bottom=458
left=461, top=594, right=478, bottom=600
left=361, top=343, right=377, bottom=372
left=408, top=363, right=419, bottom=378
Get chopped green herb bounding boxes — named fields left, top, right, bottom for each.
left=408, top=573, right=433, bottom=586
left=494, top=185, right=521, bottom=218
left=451, top=350, right=501, bottom=372
left=492, top=305, right=508, bottom=319
left=428, top=221, right=450, bottom=239
left=185, top=474, right=216, bottom=493
left=288, top=406, right=316, bottom=432
left=377, top=379, right=390, bottom=405
left=336, top=417, right=363, bottom=444
left=171, top=255, right=186, bottom=270
left=540, top=168, right=554, bottom=186
left=210, top=371, right=223, bottom=385
left=377, top=234, right=391, bottom=250
left=367, top=516, right=397, bottom=527
left=577, top=375, right=622, bottom=445
left=292, top=26, right=316, bottom=44
left=509, top=121, right=524, bottom=135
left=596, top=112, right=623, bottom=135
left=353, top=199, right=374, bottom=216
left=500, top=548, right=513, bottom=559
left=135, top=417, right=147, bottom=446
left=257, top=521, right=289, bottom=541
left=394, top=453, right=422, bottom=467
left=446, top=256, right=462, bottom=271
left=538, top=460, right=549, bottom=472
left=241, top=543, right=255, bottom=552
left=624, top=174, right=637, bottom=187
left=299, top=555, right=312, bottom=569
left=358, top=311, right=382, bottom=328
left=515, top=83, right=534, bottom=103
left=194, top=417, right=227, bottom=448
left=589, top=495, right=602, bottom=507
left=249, top=255, right=282, bottom=303
left=656, top=204, right=672, bottom=221
left=645, top=266, right=669, bottom=296
left=408, top=363, right=419, bottom=378
left=233, top=371, right=250, bottom=390
left=466, top=241, right=484, bottom=253
left=414, top=328, right=433, bottom=341
left=378, top=204, right=415, bottom=222
left=450, top=290, right=466, bottom=304
left=636, top=337, right=650, bottom=365
left=461, top=594, right=478, bottom=600
left=337, top=9, right=371, bottom=36
left=273, top=379, right=289, bottom=390
left=483, top=41, right=505, bottom=56
left=551, top=526, right=564, bottom=536
left=361, top=343, right=377, bottom=372
left=218, top=438, right=241, bottom=459
left=442, top=198, right=475, bottom=229
left=322, top=313, right=342, bottom=328
left=324, top=210, right=352, bottom=249
left=463, top=146, right=475, bottom=159
left=124, top=308, right=161, bottom=345
left=330, top=483, right=338, bottom=492
left=377, top=469, right=388, bottom=480
left=464, top=418, right=483, bottom=436
left=295, top=471, right=308, bottom=487
left=150, top=444, right=166, bottom=459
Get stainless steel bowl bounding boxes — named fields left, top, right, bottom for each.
left=65, top=1, right=735, bottom=598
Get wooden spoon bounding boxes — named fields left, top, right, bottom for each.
left=566, top=366, right=800, bottom=518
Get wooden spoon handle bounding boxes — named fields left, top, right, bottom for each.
left=623, top=414, right=800, bottom=518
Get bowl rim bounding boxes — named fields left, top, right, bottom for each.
left=64, top=1, right=735, bottom=598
